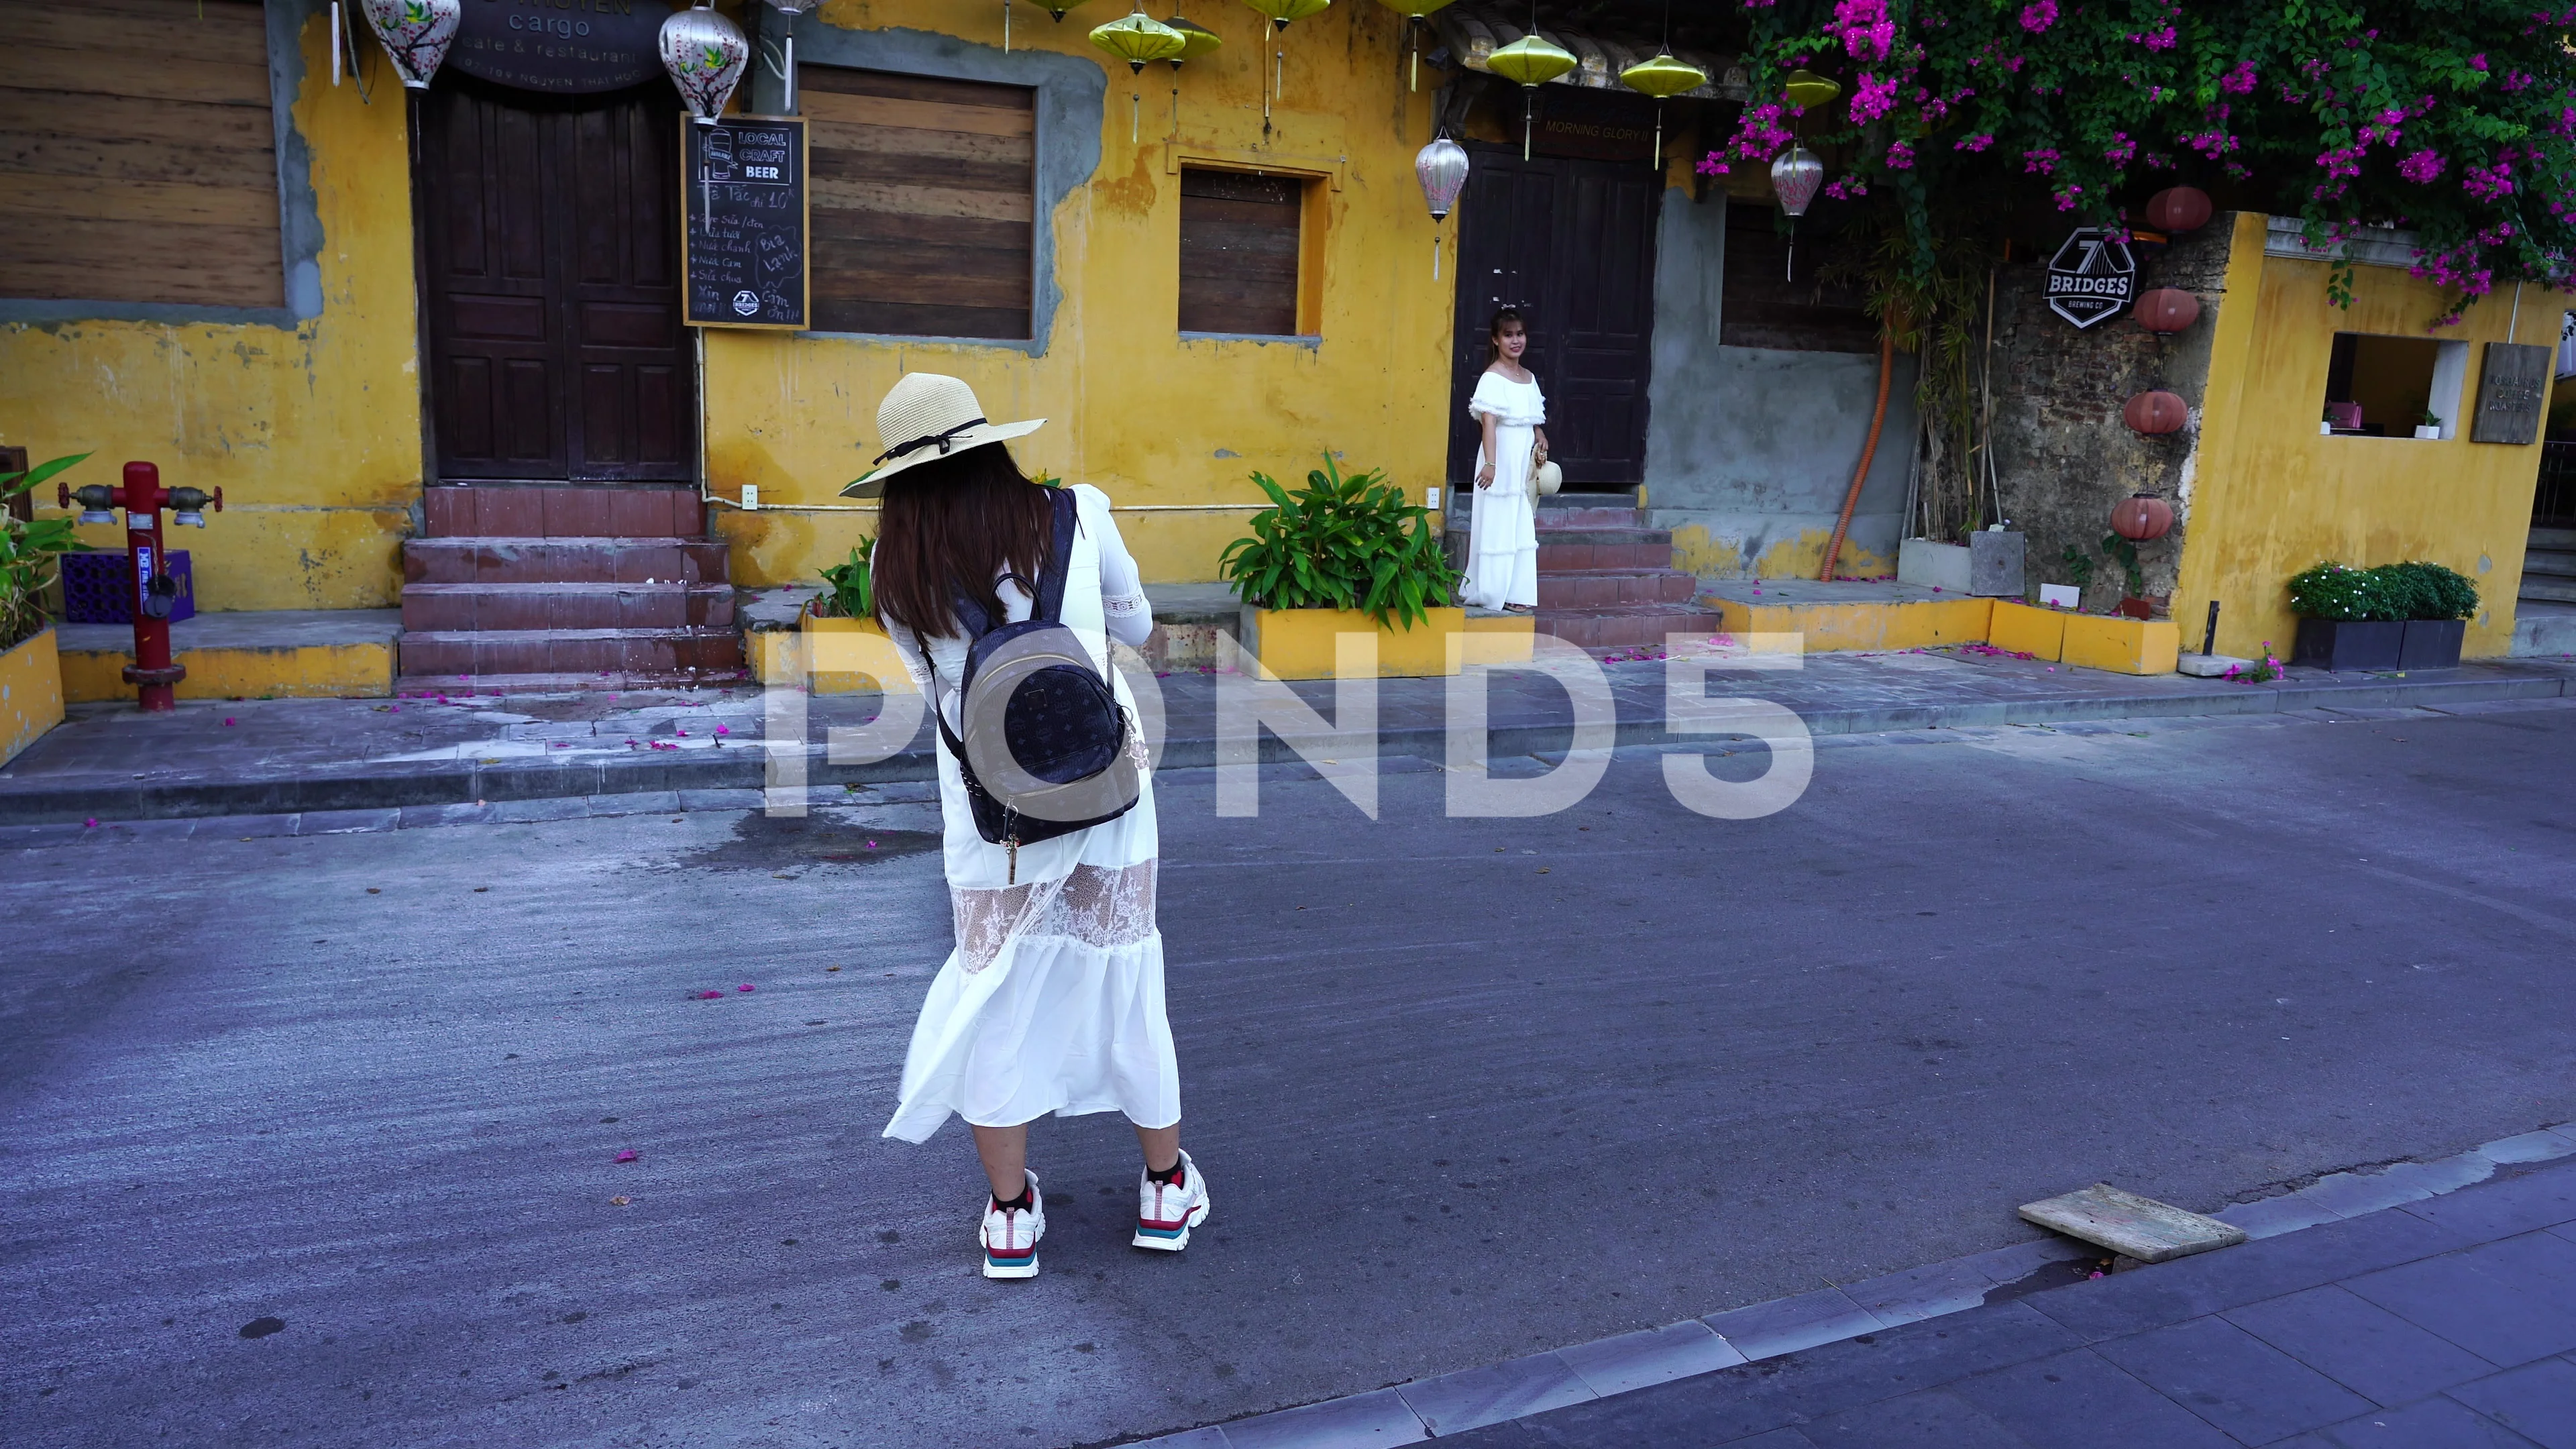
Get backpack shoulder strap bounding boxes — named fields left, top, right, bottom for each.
left=1034, top=487, right=1077, bottom=624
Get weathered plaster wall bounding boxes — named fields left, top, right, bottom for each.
left=0, top=2, right=421, bottom=612
left=708, top=0, right=1457, bottom=586
left=2181, top=215, right=2560, bottom=659
left=1640, top=192, right=1917, bottom=581
left=1986, top=214, right=2237, bottom=616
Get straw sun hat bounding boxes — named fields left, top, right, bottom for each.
left=839, top=372, right=1046, bottom=497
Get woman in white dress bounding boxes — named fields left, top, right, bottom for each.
left=1464, top=307, right=1550, bottom=613
left=856, top=372, right=1206, bottom=1281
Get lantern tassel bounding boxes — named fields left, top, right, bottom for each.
left=330, top=2, right=343, bottom=86
left=1004, top=0, right=1012, bottom=52
left=1132, top=89, right=1140, bottom=144
left=1523, top=94, right=1534, bottom=160
left=1408, top=18, right=1418, bottom=93
left=1434, top=234, right=1442, bottom=280
left=1652, top=103, right=1662, bottom=168
left=784, top=34, right=796, bottom=112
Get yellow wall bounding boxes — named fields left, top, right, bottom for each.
left=0, top=11, right=421, bottom=612
left=2181, top=213, right=2559, bottom=659
left=705, top=0, right=1456, bottom=586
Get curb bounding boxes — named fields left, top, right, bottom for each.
left=1128, top=1123, right=2576, bottom=1448
left=0, top=669, right=2565, bottom=827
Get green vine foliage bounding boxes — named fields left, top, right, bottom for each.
left=1709, top=1, right=2576, bottom=322
left=1219, top=455, right=1460, bottom=630
left=1, top=453, right=95, bottom=653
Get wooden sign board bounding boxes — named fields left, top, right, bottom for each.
left=2471, top=341, right=2551, bottom=444
left=449, top=0, right=669, bottom=95
left=682, top=117, right=810, bottom=331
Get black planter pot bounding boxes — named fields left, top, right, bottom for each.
left=2292, top=618, right=2404, bottom=671
left=2400, top=618, right=2467, bottom=669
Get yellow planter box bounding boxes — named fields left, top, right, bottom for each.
left=1455, top=611, right=1536, bottom=666
left=2061, top=613, right=2181, bottom=676
left=1713, top=596, right=1994, bottom=653
left=1988, top=600, right=2070, bottom=661
left=800, top=611, right=920, bottom=695
left=60, top=634, right=392, bottom=701
left=1238, top=605, right=1465, bottom=680
left=1, top=625, right=65, bottom=767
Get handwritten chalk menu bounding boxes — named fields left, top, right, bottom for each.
left=682, top=117, right=809, bottom=331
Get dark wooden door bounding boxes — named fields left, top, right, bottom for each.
left=1446, top=146, right=1660, bottom=488
left=417, top=80, right=693, bottom=482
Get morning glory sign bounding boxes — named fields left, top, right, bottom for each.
left=2047, top=227, right=2138, bottom=329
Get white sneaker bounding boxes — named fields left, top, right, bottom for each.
left=980, top=1170, right=1044, bottom=1280
left=1133, top=1150, right=1210, bottom=1251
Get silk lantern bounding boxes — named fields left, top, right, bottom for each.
left=2111, top=492, right=2175, bottom=543
left=2134, top=288, right=2201, bottom=334
left=1769, top=144, right=1824, bottom=281
left=1488, top=33, right=1576, bottom=159
left=1240, top=0, right=1331, bottom=131
left=1091, top=8, right=1187, bottom=142
left=1371, top=0, right=1456, bottom=91
left=358, top=0, right=462, bottom=90
left=1620, top=52, right=1707, bottom=168
left=1417, top=134, right=1468, bottom=278
left=1782, top=68, right=1841, bottom=110
left=661, top=2, right=750, bottom=125
left=2145, top=186, right=2213, bottom=233
left=2124, top=390, right=2189, bottom=435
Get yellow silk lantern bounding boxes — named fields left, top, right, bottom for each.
left=1091, top=7, right=1188, bottom=142
left=1487, top=33, right=1574, bottom=159
left=1161, top=10, right=1220, bottom=138
left=1370, top=0, right=1456, bottom=90
left=1619, top=52, right=1706, bottom=167
left=1239, top=0, right=1329, bottom=134
left=1782, top=68, right=1841, bottom=110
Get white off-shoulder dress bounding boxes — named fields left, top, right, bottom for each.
left=879, top=483, right=1177, bottom=1144
left=1465, top=369, right=1546, bottom=610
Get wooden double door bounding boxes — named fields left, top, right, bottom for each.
left=415, top=79, right=694, bottom=482
left=1446, top=146, right=1662, bottom=490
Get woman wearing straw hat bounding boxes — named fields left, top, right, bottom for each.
left=851, top=372, right=1203, bottom=1281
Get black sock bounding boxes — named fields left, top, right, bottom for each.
left=1148, top=1156, right=1185, bottom=1187
left=992, top=1183, right=1032, bottom=1212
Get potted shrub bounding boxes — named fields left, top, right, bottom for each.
left=800, top=537, right=914, bottom=695
left=2378, top=561, right=2477, bottom=668
left=2288, top=561, right=2404, bottom=669
left=2413, top=409, right=2445, bottom=441
left=1, top=453, right=91, bottom=765
left=1221, top=454, right=1464, bottom=680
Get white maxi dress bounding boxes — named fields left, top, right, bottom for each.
left=1464, top=370, right=1546, bottom=610
left=879, top=484, right=1177, bottom=1144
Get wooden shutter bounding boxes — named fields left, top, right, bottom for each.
left=1179, top=168, right=1300, bottom=336
left=802, top=68, right=1033, bottom=339
left=0, top=0, right=283, bottom=309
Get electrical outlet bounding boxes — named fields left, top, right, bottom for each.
left=741, top=483, right=759, bottom=511
left=1425, top=486, right=1441, bottom=510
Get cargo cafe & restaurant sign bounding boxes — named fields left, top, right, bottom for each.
left=447, top=0, right=669, bottom=94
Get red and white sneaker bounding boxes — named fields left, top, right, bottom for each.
left=980, top=1170, right=1045, bottom=1280
left=1133, top=1150, right=1210, bottom=1251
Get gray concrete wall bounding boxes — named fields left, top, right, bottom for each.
left=1642, top=191, right=1921, bottom=580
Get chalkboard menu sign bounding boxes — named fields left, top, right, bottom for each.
left=682, top=117, right=810, bottom=331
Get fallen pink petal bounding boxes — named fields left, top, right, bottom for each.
left=614, top=1149, right=638, bottom=1163
left=697, top=989, right=722, bottom=999
left=737, top=983, right=755, bottom=992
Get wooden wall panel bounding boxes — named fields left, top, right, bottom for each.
left=0, top=0, right=282, bottom=309
left=1179, top=168, right=1301, bottom=337
left=802, top=66, right=1034, bottom=339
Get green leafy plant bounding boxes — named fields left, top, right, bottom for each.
left=1, top=453, right=95, bottom=653
left=2059, top=543, right=2096, bottom=593
left=814, top=536, right=875, bottom=620
left=1219, top=454, right=1459, bottom=630
left=2418, top=409, right=2445, bottom=429
left=2099, top=533, right=2145, bottom=598
left=2372, top=561, right=2479, bottom=621
left=2288, top=561, right=2389, bottom=621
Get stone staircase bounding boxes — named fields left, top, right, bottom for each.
left=398, top=484, right=745, bottom=692
left=1532, top=492, right=1725, bottom=651
left=2520, top=526, right=2576, bottom=604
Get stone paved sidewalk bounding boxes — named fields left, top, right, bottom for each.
left=3, top=646, right=2571, bottom=825
left=1144, top=1129, right=2576, bottom=1448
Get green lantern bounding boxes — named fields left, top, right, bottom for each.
left=1240, top=0, right=1330, bottom=133
left=1782, top=68, right=1841, bottom=110
left=1619, top=52, right=1706, bottom=168
left=1487, top=33, right=1575, bottom=159
left=1092, top=7, right=1188, bottom=142
left=1370, top=0, right=1456, bottom=91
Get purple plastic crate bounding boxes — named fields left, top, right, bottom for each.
left=60, top=549, right=195, bottom=625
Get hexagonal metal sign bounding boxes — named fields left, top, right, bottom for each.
left=2047, top=227, right=2138, bottom=329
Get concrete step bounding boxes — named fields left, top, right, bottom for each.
left=1534, top=601, right=1727, bottom=651
left=2530, top=526, right=2576, bottom=550
left=1536, top=502, right=1646, bottom=529
left=400, top=582, right=735, bottom=632
left=1537, top=568, right=1700, bottom=609
left=424, top=484, right=702, bottom=539
left=402, top=537, right=733, bottom=587
left=2519, top=576, right=2576, bottom=604
left=1538, top=533, right=1674, bottom=572
left=1540, top=490, right=1640, bottom=510
left=398, top=626, right=745, bottom=680
left=391, top=669, right=750, bottom=695
left=2520, top=547, right=2576, bottom=580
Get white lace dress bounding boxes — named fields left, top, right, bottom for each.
left=879, top=484, right=1175, bottom=1143
left=1465, top=369, right=1546, bottom=610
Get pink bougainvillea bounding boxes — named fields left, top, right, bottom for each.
left=2400, top=148, right=2447, bottom=182
left=1849, top=72, right=1898, bottom=125
left=2019, top=1, right=2057, bottom=34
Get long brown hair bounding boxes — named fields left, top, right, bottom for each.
left=871, top=442, right=1056, bottom=638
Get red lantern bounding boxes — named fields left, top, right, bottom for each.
left=2110, top=492, right=2175, bottom=541
left=2133, top=287, right=2201, bottom=333
left=2145, top=186, right=2213, bottom=233
left=2123, top=390, right=2189, bottom=435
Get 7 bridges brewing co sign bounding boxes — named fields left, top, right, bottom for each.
left=2046, top=227, right=2138, bottom=328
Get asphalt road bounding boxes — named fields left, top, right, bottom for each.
left=5, top=702, right=2575, bottom=1448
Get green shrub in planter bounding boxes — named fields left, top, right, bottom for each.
left=2389, top=561, right=2477, bottom=620
left=814, top=537, right=875, bottom=619
left=1220, top=454, right=1459, bottom=631
left=2287, top=561, right=2387, bottom=621
left=2, top=453, right=93, bottom=653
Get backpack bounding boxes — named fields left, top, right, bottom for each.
left=914, top=488, right=1141, bottom=881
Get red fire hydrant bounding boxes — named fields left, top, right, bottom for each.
left=61, top=462, right=223, bottom=712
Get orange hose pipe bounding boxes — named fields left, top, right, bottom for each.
left=1819, top=328, right=1895, bottom=582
